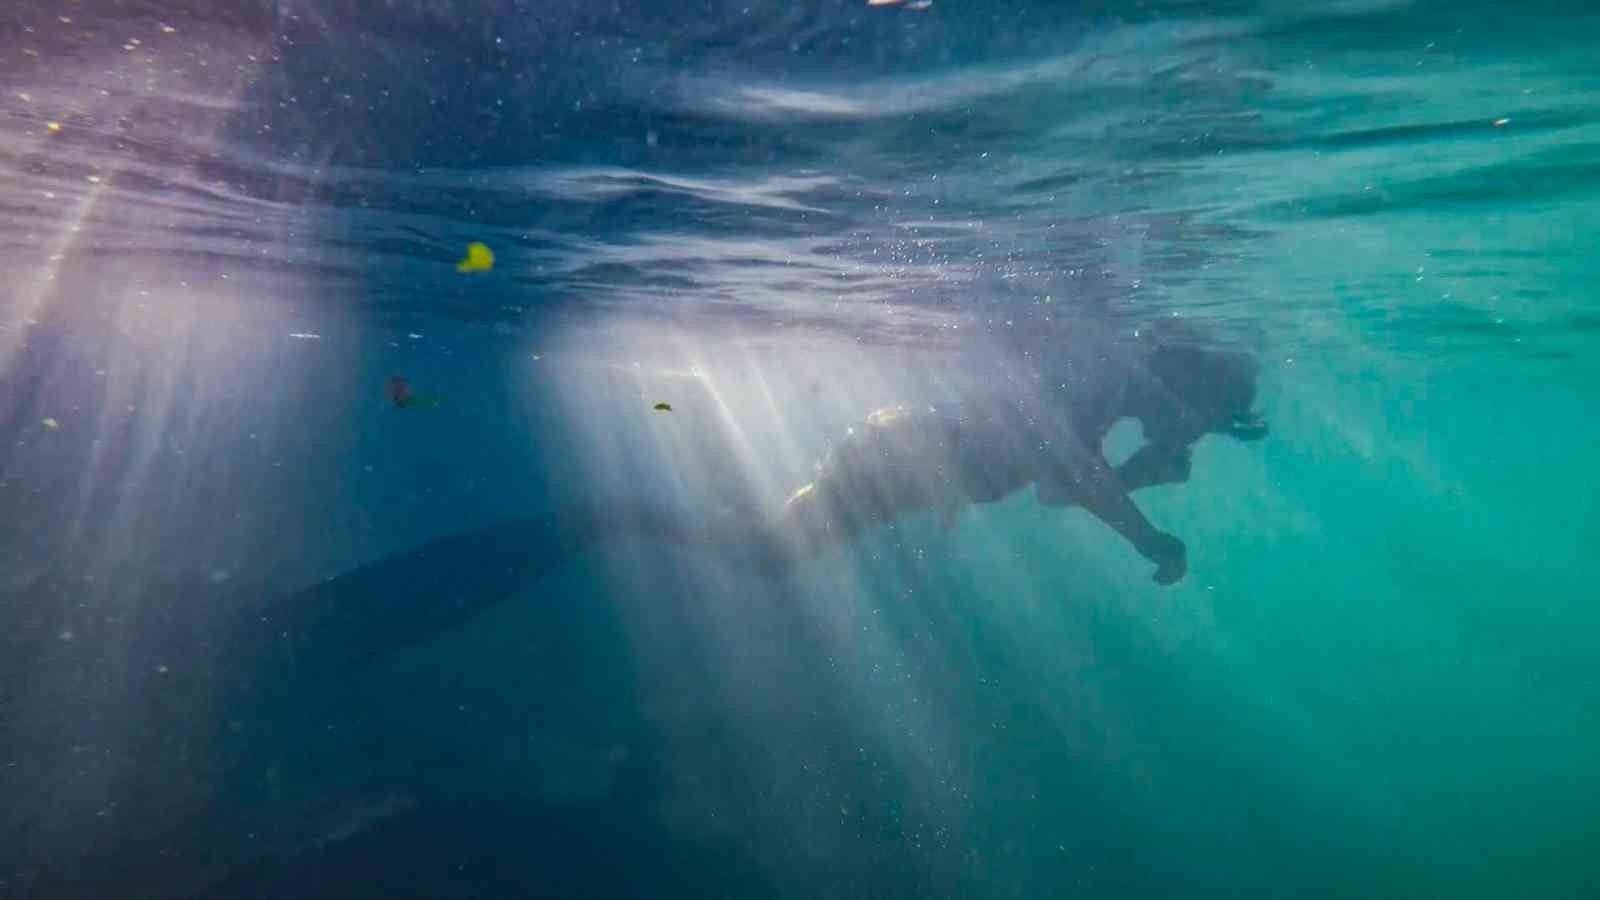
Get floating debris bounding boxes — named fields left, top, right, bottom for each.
left=1493, top=117, right=1510, bottom=127
left=653, top=402, right=672, bottom=412
left=386, top=375, right=415, bottom=408
left=46, top=121, right=61, bottom=133
left=41, top=417, right=60, bottom=430
left=288, top=332, right=322, bottom=340
left=456, top=241, right=494, bottom=272
left=387, top=375, right=443, bottom=410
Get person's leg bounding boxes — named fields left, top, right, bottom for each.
left=1115, top=443, right=1192, bottom=492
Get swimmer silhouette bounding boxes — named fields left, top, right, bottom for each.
left=241, top=333, right=1265, bottom=677
left=771, top=337, right=1264, bottom=586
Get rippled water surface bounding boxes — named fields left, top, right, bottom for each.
left=3, top=2, right=1599, bottom=898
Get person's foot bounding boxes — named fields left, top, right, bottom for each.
left=1144, top=532, right=1187, bottom=585
left=1226, top=412, right=1269, bottom=441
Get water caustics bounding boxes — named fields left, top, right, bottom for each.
left=3, top=2, right=1600, bottom=899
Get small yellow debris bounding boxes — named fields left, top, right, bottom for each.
left=41, top=417, right=60, bottom=430
left=46, top=121, right=61, bottom=132
left=456, top=241, right=494, bottom=272
left=864, top=404, right=908, bottom=426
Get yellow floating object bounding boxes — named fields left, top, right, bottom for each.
left=46, top=121, right=61, bottom=133
left=456, top=242, right=494, bottom=272
left=41, top=417, right=60, bottom=430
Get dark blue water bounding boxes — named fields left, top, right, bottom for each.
left=3, top=1, right=1599, bottom=897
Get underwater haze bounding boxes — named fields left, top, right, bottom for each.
left=3, top=0, right=1599, bottom=897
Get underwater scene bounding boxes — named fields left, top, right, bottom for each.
left=2, top=1, right=1598, bottom=897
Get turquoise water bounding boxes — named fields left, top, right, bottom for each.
left=2, top=1, right=1598, bottom=897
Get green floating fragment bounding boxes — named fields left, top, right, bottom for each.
left=456, top=241, right=494, bottom=272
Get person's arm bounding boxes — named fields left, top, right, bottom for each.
left=1040, top=444, right=1188, bottom=585
left=1073, top=459, right=1187, bottom=585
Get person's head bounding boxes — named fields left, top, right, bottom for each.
left=1136, top=342, right=1266, bottom=445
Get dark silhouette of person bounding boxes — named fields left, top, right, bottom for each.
left=231, top=331, right=1268, bottom=680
